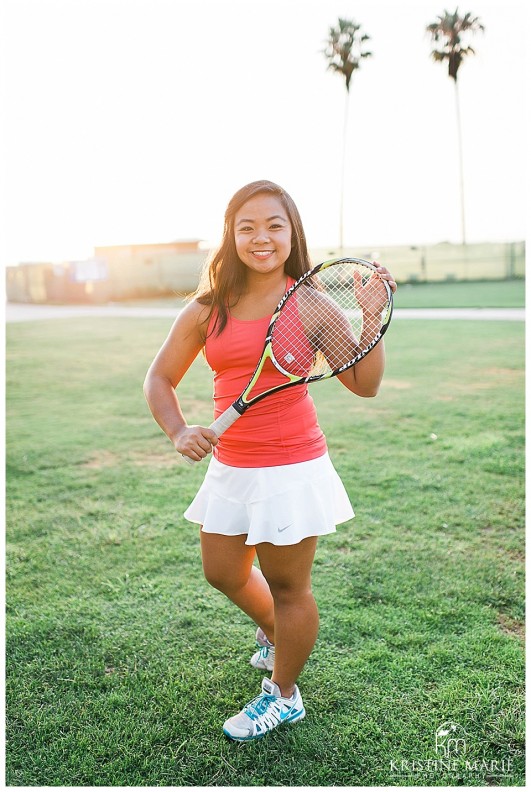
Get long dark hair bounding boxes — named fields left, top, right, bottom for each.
left=193, top=180, right=313, bottom=336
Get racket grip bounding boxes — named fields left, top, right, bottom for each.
left=209, top=404, right=242, bottom=438
left=182, top=404, right=242, bottom=466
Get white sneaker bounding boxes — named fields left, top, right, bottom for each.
left=250, top=627, right=275, bottom=671
left=223, top=678, right=305, bottom=741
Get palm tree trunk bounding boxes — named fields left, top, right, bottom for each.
left=454, top=79, right=466, bottom=246
left=339, top=89, right=350, bottom=253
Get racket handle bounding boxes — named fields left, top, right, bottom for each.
left=209, top=404, right=242, bottom=438
left=182, top=404, right=242, bottom=465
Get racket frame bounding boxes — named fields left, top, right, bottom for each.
left=230, top=257, right=393, bottom=415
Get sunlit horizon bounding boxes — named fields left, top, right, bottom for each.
left=1, top=0, right=526, bottom=270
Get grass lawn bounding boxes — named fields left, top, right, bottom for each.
left=393, top=279, right=525, bottom=309
left=6, top=316, right=525, bottom=786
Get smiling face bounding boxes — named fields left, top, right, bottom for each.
left=234, top=194, right=293, bottom=277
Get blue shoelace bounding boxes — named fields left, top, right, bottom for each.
left=244, top=693, right=277, bottom=721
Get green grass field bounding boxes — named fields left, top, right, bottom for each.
left=393, top=279, right=525, bottom=309
left=6, top=312, right=525, bottom=786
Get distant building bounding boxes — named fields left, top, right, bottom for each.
left=5, top=259, right=109, bottom=304
left=6, top=239, right=209, bottom=303
left=94, top=239, right=206, bottom=300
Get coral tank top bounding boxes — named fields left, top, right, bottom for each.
left=204, top=281, right=327, bottom=468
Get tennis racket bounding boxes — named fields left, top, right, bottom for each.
left=185, top=257, right=393, bottom=464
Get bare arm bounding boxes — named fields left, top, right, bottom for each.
left=337, top=264, right=397, bottom=397
left=336, top=338, right=386, bottom=397
left=143, top=299, right=218, bottom=462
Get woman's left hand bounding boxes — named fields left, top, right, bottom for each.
left=353, top=261, right=397, bottom=316
left=373, top=262, right=397, bottom=294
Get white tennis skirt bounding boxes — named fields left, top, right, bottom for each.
left=183, top=452, right=354, bottom=546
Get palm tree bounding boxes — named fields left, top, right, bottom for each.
left=427, top=8, right=484, bottom=245
left=323, top=18, right=372, bottom=252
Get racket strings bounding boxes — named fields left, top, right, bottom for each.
left=271, top=263, right=389, bottom=378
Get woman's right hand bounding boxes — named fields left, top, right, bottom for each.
left=172, top=425, right=219, bottom=462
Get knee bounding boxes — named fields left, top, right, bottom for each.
left=202, top=563, right=248, bottom=596
left=268, top=578, right=313, bottom=606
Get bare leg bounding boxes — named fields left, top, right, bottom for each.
left=200, top=530, right=275, bottom=641
left=255, top=537, right=319, bottom=698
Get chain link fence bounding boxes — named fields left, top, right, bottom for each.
left=311, top=241, right=525, bottom=284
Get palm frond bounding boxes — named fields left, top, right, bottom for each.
left=323, top=16, right=372, bottom=92
left=426, top=7, right=484, bottom=80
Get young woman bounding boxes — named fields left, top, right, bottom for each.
left=143, top=180, right=397, bottom=741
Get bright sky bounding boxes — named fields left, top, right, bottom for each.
left=0, top=0, right=527, bottom=267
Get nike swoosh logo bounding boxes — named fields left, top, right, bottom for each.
left=277, top=523, right=292, bottom=533
left=280, top=707, right=303, bottom=721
